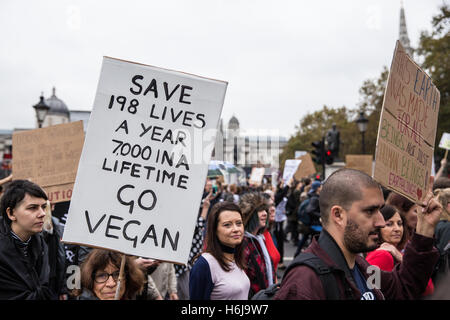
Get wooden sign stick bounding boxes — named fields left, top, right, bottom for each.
left=114, top=254, right=127, bottom=300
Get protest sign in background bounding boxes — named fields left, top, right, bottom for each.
left=282, top=159, right=302, bottom=185
left=249, top=167, right=265, bottom=186
left=438, top=132, right=450, bottom=150
left=374, top=41, right=440, bottom=204
left=345, top=155, right=373, bottom=176
left=12, top=121, right=85, bottom=203
left=294, top=153, right=316, bottom=180
left=62, top=57, right=227, bottom=264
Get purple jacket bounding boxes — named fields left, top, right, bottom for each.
left=274, top=229, right=439, bottom=300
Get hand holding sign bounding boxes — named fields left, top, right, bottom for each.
left=416, top=176, right=443, bottom=238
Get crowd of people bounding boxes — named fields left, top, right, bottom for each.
left=0, top=160, right=449, bottom=300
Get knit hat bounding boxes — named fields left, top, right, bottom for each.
left=238, top=192, right=267, bottom=226
left=309, top=180, right=322, bottom=193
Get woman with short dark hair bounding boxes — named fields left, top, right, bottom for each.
left=0, top=179, right=54, bottom=299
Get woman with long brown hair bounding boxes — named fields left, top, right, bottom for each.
left=366, top=204, right=434, bottom=297
left=189, top=202, right=249, bottom=300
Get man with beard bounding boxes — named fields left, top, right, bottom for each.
left=274, top=168, right=442, bottom=300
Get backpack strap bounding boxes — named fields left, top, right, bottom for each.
left=283, top=252, right=343, bottom=300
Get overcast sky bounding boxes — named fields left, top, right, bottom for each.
left=0, top=0, right=445, bottom=138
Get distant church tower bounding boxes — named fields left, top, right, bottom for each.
left=399, top=1, right=414, bottom=57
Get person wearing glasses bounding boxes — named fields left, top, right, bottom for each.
left=76, top=249, right=145, bottom=300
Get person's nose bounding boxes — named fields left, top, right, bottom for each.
left=105, top=275, right=117, bottom=288
left=392, top=223, right=401, bottom=232
left=37, top=207, right=46, bottom=219
left=374, top=210, right=386, bottom=228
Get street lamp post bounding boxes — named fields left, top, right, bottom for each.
left=33, top=93, right=50, bottom=128
left=356, top=111, right=369, bottom=154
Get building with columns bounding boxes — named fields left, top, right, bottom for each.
left=212, top=115, right=288, bottom=171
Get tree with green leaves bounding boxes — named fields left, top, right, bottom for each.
left=279, top=4, right=449, bottom=176
left=279, top=105, right=361, bottom=173
left=417, top=4, right=450, bottom=161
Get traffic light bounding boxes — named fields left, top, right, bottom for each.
left=311, top=140, right=325, bottom=165
left=325, top=149, right=334, bottom=165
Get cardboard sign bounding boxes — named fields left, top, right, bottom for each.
left=374, top=41, right=440, bottom=204
left=345, top=155, right=373, bottom=176
left=294, top=153, right=316, bottom=180
left=249, top=167, right=265, bottom=185
left=62, top=57, right=227, bottom=264
left=283, top=159, right=302, bottom=184
left=12, top=121, right=85, bottom=203
left=438, top=132, right=450, bottom=150
left=45, top=183, right=74, bottom=203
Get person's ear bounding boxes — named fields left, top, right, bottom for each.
left=330, top=205, right=345, bottom=227
left=6, top=207, right=16, bottom=222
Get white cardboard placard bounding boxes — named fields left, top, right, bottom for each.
left=282, top=159, right=302, bottom=185
left=62, top=57, right=227, bottom=264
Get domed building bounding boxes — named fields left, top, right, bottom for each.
left=41, top=87, right=70, bottom=128
left=228, top=115, right=239, bottom=131
left=212, top=114, right=287, bottom=171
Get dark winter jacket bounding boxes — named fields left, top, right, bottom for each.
left=274, top=229, right=439, bottom=300
left=274, top=185, right=289, bottom=206
left=304, top=192, right=321, bottom=226
left=0, top=217, right=56, bottom=299
left=286, top=189, right=301, bottom=218
left=435, top=220, right=450, bottom=254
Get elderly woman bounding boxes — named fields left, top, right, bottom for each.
left=77, top=249, right=145, bottom=300
left=239, top=192, right=277, bottom=298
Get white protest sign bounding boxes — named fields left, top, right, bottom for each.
left=283, top=159, right=302, bottom=185
left=62, top=57, right=227, bottom=264
left=249, top=167, right=265, bottom=185
left=439, top=132, right=450, bottom=150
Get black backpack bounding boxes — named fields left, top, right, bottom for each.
left=251, top=252, right=342, bottom=300
left=297, top=198, right=311, bottom=226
